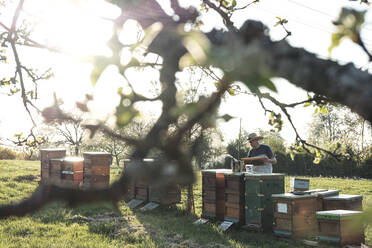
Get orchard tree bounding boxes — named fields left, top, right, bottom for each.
left=0, top=0, right=372, bottom=219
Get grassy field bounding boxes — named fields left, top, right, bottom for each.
left=0, top=160, right=371, bottom=248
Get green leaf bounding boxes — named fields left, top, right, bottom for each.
left=320, top=106, right=328, bottom=114
left=227, top=87, right=236, bottom=96
left=303, top=102, right=311, bottom=107
left=314, top=107, right=319, bottom=114
left=290, top=152, right=295, bottom=161
left=313, top=157, right=321, bottom=164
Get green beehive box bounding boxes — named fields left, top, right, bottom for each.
left=244, top=173, right=285, bottom=231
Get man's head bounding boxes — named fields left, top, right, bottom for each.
left=248, top=133, right=263, bottom=149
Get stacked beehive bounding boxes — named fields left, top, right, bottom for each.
left=312, top=189, right=339, bottom=211
left=244, top=173, right=285, bottom=231
left=201, top=169, right=229, bottom=220
left=40, top=149, right=66, bottom=184
left=82, top=152, right=111, bottom=189
left=272, top=193, right=318, bottom=238
left=60, top=157, right=84, bottom=188
left=224, top=172, right=245, bottom=225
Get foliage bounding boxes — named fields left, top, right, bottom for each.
left=0, top=147, right=18, bottom=160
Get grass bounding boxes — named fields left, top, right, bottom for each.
left=0, top=160, right=371, bottom=247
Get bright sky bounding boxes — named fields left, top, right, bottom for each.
left=0, top=0, right=371, bottom=146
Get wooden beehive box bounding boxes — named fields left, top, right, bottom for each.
left=272, top=193, right=318, bottom=239
left=40, top=148, right=66, bottom=184
left=311, top=189, right=339, bottom=211
left=83, top=152, right=111, bottom=189
left=289, top=177, right=310, bottom=192
left=244, top=173, right=285, bottom=232
left=201, top=169, right=230, bottom=220
left=49, top=158, right=64, bottom=186
left=60, top=157, right=84, bottom=188
left=224, top=171, right=245, bottom=224
left=324, top=194, right=363, bottom=211
left=135, top=179, right=149, bottom=201
left=149, top=184, right=181, bottom=205
left=317, top=210, right=365, bottom=246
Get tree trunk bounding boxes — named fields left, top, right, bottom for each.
left=186, top=184, right=195, bottom=215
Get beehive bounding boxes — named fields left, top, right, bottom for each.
left=244, top=173, right=285, bottom=231
left=60, top=157, right=84, bottom=188
left=83, top=152, right=111, bottom=189
left=149, top=184, right=181, bottom=205
left=201, top=169, right=230, bottom=220
left=324, top=194, right=363, bottom=211
left=40, top=148, right=66, bottom=184
left=312, top=189, right=339, bottom=211
left=272, top=193, right=318, bottom=238
left=289, top=177, right=310, bottom=192
left=224, top=171, right=245, bottom=224
left=317, top=210, right=365, bottom=246
left=49, top=158, right=64, bottom=186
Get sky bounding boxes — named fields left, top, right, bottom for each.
left=0, top=0, right=371, bottom=147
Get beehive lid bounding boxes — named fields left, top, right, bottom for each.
left=324, top=194, right=362, bottom=201
left=272, top=193, right=316, bottom=199
left=244, top=173, right=285, bottom=179
left=312, top=189, right=339, bottom=197
left=316, top=210, right=363, bottom=220
left=223, top=171, right=245, bottom=176
left=202, top=169, right=231, bottom=174
left=64, top=157, right=84, bottom=163
left=83, top=152, right=111, bottom=156
left=49, top=158, right=64, bottom=162
left=40, top=148, right=66, bottom=151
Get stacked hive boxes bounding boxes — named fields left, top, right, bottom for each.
left=313, top=189, right=340, bottom=211
left=40, top=149, right=66, bottom=184
left=60, top=157, right=84, bottom=188
left=316, top=210, right=365, bottom=245
left=224, top=172, right=245, bottom=225
left=272, top=193, right=318, bottom=238
left=201, top=169, right=229, bottom=220
left=83, top=152, right=111, bottom=189
left=244, top=173, right=285, bottom=231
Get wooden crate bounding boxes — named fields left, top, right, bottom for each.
left=289, top=177, right=310, bottom=192
left=83, top=152, right=111, bottom=189
left=244, top=173, right=285, bottom=232
left=60, top=157, right=84, bottom=188
left=201, top=169, right=230, bottom=220
left=272, top=193, right=318, bottom=239
left=40, top=148, right=66, bottom=184
left=224, top=172, right=245, bottom=224
left=324, top=194, right=363, bottom=211
left=149, top=185, right=181, bottom=205
left=135, top=179, right=149, bottom=201
left=311, top=189, right=339, bottom=211
left=317, top=210, right=365, bottom=246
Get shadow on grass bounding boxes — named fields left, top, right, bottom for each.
left=132, top=205, right=311, bottom=248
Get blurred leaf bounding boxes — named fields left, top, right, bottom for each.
left=303, top=102, right=312, bottom=107
left=313, top=157, right=321, bottom=164
left=320, top=106, right=328, bottom=114
left=220, top=114, right=234, bottom=122
left=227, top=87, right=236, bottom=96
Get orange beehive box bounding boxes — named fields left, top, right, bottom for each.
left=40, top=148, right=66, bottom=184
left=49, top=158, right=64, bottom=186
left=60, top=157, right=84, bottom=188
left=201, top=169, right=230, bottom=220
left=317, top=210, right=365, bottom=246
left=272, top=193, right=318, bottom=239
left=83, top=152, right=111, bottom=189
left=224, top=171, right=245, bottom=225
